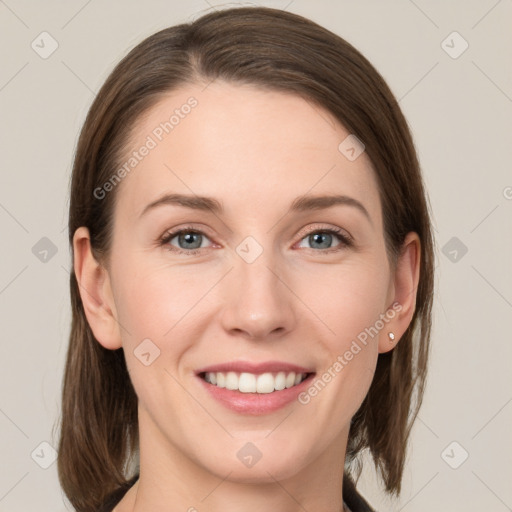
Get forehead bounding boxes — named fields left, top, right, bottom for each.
left=114, top=80, right=382, bottom=224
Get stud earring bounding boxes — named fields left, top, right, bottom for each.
left=388, top=332, right=395, bottom=342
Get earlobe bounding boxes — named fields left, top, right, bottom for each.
left=379, top=232, right=421, bottom=354
left=72, top=226, right=122, bottom=350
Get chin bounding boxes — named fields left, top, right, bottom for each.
left=199, top=448, right=311, bottom=484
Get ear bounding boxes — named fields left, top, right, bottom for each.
left=72, top=226, right=122, bottom=350
left=379, top=232, right=421, bottom=354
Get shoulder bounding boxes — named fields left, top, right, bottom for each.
left=97, top=475, right=139, bottom=512
left=343, top=472, right=377, bottom=512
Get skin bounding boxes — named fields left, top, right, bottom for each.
left=73, top=81, right=420, bottom=512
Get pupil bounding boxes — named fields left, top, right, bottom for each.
left=312, top=233, right=331, bottom=248
left=181, top=232, right=200, bottom=249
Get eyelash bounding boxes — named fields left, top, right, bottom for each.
left=158, top=224, right=353, bottom=256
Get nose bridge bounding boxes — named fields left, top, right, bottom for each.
left=220, top=241, right=295, bottom=339
left=238, top=250, right=280, bottom=301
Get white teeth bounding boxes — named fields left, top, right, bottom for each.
left=239, top=372, right=256, bottom=393
left=225, top=371, right=238, bottom=391
left=274, top=372, right=286, bottom=391
left=203, top=371, right=308, bottom=393
left=256, top=373, right=274, bottom=394
left=285, top=372, right=296, bottom=388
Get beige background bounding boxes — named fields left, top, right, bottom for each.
left=1, top=1, right=511, bottom=510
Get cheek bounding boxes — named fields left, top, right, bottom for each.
left=111, top=257, right=220, bottom=401
left=112, top=257, right=209, bottom=342
left=112, top=265, right=202, bottom=406
left=298, top=257, right=390, bottom=345
left=295, top=258, right=388, bottom=409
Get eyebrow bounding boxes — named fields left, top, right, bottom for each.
left=139, top=192, right=371, bottom=223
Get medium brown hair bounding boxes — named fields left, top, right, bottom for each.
left=58, top=6, right=434, bottom=511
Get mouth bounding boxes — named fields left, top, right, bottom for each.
left=195, top=361, right=316, bottom=414
left=199, top=370, right=312, bottom=393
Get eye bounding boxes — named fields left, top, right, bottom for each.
left=159, top=227, right=214, bottom=255
left=158, top=225, right=353, bottom=256
left=296, top=226, right=353, bottom=253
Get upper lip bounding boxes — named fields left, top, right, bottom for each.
left=196, top=361, right=315, bottom=375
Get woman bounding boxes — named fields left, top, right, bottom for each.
left=58, top=6, right=434, bottom=512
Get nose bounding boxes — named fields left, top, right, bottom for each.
left=220, top=249, right=297, bottom=341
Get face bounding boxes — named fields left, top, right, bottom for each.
left=96, top=81, right=402, bottom=483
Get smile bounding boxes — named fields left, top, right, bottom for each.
left=195, top=361, right=316, bottom=414
left=201, top=371, right=310, bottom=393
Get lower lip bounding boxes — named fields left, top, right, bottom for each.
left=197, top=374, right=315, bottom=415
